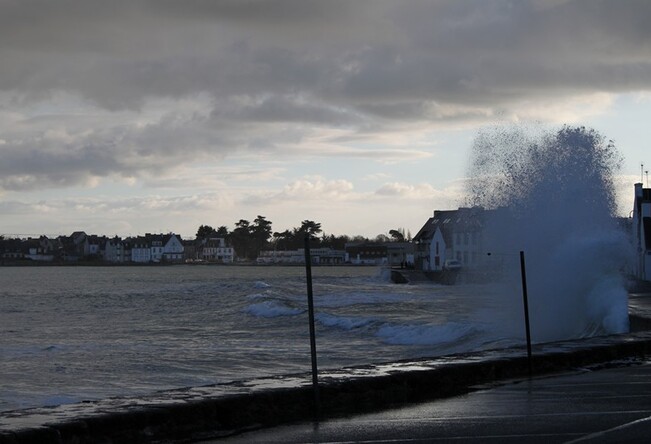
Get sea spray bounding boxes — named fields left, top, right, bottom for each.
left=467, top=125, right=632, bottom=342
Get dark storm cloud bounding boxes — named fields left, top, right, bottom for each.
left=3, top=0, right=651, bottom=104
left=1, top=0, right=651, bottom=191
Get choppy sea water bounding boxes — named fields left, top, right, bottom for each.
left=0, top=265, right=526, bottom=412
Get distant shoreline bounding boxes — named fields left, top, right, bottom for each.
left=0, top=260, right=379, bottom=268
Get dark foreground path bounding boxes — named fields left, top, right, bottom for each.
left=214, top=362, right=651, bottom=443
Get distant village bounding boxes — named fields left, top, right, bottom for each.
left=2, top=183, right=650, bottom=282
left=0, top=227, right=415, bottom=268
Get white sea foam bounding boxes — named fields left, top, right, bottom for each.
left=376, top=322, right=477, bottom=346
left=468, top=125, right=632, bottom=342
left=246, top=292, right=268, bottom=300
left=315, top=313, right=376, bottom=330
left=375, top=267, right=392, bottom=282
left=253, top=281, right=271, bottom=289
left=316, top=291, right=405, bottom=308
left=245, top=301, right=304, bottom=318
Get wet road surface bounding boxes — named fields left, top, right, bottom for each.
left=214, top=362, right=651, bottom=443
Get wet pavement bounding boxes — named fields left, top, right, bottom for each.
left=214, top=361, right=651, bottom=443
left=212, top=290, right=651, bottom=443
left=2, top=289, right=651, bottom=443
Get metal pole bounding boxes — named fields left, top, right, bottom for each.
left=304, top=235, right=320, bottom=417
left=519, top=250, right=533, bottom=376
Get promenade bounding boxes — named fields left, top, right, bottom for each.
left=1, top=289, right=651, bottom=443
left=216, top=362, right=651, bottom=443
left=215, top=289, right=651, bottom=443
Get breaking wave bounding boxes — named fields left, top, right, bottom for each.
left=245, top=300, right=304, bottom=318
left=376, top=322, right=478, bottom=346
left=467, top=125, right=632, bottom=342
left=315, top=313, right=376, bottom=330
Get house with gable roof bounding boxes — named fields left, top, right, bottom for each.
left=162, top=233, right=184, bottom=262
left=86, top=235, right=107, bottom=259
left=147, top=233, right=165, bottom=262
left=127, top=233, right=185, bottom=263
left=105, top=236, right=133, bottom=263
left=633, top=182, right=651, bottom=282
left=104, top=236, right=121, bottom=262
left=413, top=207, right=486, bottom=272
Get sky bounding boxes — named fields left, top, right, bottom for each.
left=1, top=0, right=651, bottom=239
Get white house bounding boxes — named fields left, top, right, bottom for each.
left=129, top=233, right=184, bottom=263
left=200, top=238, right=234, bottom=263
left=413, top=207, right=485, bottom=272
left=162, top=234, right=184, bottom=262
left=104, top=237, right=121, bottom=262
left=633, top=183, right=651, bottom=281
left=131, top=237, right=152, bottom=263
left=147, top=234, right=164, bottom=262
left=104, top=236, right=131, bottom=263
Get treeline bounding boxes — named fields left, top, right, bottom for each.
left=195, top=216, right=411, bottom=260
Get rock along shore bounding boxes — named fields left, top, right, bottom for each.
left=3, top=327, right=651, bottom=444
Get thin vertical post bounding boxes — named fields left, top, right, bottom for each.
left=519, top=250, right=533, bottom=376
left=304, top=235, right=320, bottom=417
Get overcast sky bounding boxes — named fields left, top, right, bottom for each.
left=1, top=0, right=651, bottom=239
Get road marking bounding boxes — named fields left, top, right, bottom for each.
left=564, top=414, right=651, bottom=443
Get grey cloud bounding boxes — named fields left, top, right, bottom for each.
left=212, top=94, right=365, bottom=126
left=0, top=140, right=124, bottom=191
left=2, top=0, right=651, bottom=192
left=148, top=0, right=358, bottom=24
left=0, top=112, right=220, bottom=191
left=0, top=103, right=323, bottom=191
left=4, top=0, right=651, bottom=108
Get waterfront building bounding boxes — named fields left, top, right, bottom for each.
left=130, top=236, right=152, bottom=263
left=162, top=234, right=185, bottom=262
left=257, top=247, right=346, bottom=265
left=344, top=242, right=413, bottom=266
left=633, top=183, right=651, bottom=281
left=413, top=207, right=485, bottom=272
left=199, top=237, right=234, bottom=263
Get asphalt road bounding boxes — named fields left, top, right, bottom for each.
left=212, top=361, right=651, bottom=443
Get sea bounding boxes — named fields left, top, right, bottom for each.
left=0, top=265, right=533, bottom=412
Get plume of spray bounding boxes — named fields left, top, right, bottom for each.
left=467, top=125, right=632, bottom=342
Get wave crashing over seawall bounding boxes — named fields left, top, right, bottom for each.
left=467, top=125, right=632, bottom=342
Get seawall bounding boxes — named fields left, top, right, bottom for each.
left=3, top=329, right=651, bottom=444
